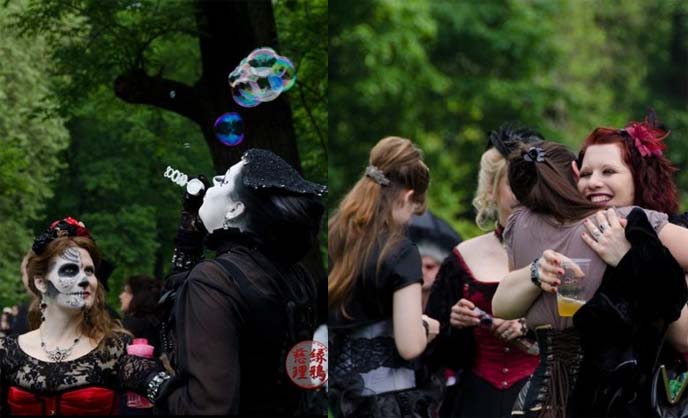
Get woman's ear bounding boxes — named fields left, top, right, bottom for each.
left=223, top=201, right=246, bottom=224
left=34, top=277, right=47, bottom=294
left=402, top=189, right=414, bottom=205
left=571, top=160, right=580, bottom=182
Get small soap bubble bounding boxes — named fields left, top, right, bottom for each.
left=214, top=112, right=245, bottom=146
left=169, top=90, right=176, bottom=98
left=247, top=48, right=278, bottom=77
left=183, top=142, right=191, bottom=149
left=272, top=57, right=296, bottom=91
left=231, top=82, right=261, bottom=108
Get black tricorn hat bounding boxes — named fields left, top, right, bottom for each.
left=242, top=149, right=327, bottom=197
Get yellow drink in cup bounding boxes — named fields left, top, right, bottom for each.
left=557, top=294, right=586, bottom=317
left=556, top=258, right=591, bottom=317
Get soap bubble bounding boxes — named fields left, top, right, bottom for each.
left=272, top=57, right=296, bottom=91
left=228, top=47, right=297, bottom=108
left=214, top=112, right=245, bottom=146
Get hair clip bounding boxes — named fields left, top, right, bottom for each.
left=622, top=110, right=669, bottom=158
left=365, top=165, right=391, bottom=186
left=523, top=147, right=545, bottom=163
left=32, top=217, right=91, bottom=255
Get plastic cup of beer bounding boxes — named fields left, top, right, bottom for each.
left=556, top=258, right=591, bottom=317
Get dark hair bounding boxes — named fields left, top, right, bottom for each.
left=124, top=275, right=161, bottom=317
left=229, top=171, right=325, bottom=265
left=578, top=127, right=679, bottom=214
left=508, top=141, right=603, bottom=223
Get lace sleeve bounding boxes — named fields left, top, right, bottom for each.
left=112, top=337, right=167, bottom=399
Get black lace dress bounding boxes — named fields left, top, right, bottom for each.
left=0, top=334, right=160, bottom=416
left=329, top=237, right=442, bottom=418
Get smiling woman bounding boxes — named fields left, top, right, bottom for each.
left=577, top=144, right=635, bottom=206
left=577, top=112, right=680, bottom=214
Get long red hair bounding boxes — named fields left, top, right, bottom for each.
left=578, top=127, right=679, bottom=214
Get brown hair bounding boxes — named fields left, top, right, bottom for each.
left=508, top=141, right=603, bottom=223
left=26, top=236, right=129, bottom=343
left=328, top=136, right=429, bottom=316
left=578, top=127, right=679, bottom=214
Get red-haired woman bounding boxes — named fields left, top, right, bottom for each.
left=329, top=136, right=441, bottom=418
left=576, top=110, right=682, bottom=220
left=493, top=136, right=688, bottom=417
left=0, top=218, right=169, bottom=415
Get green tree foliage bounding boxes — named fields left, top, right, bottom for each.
left=330, top=0, right=688, bottom=239
left=0, top=3, right=70, bottom=305
left=1, top=0, right=327, bottom=307
left=274, top=0, right=329, bottom=264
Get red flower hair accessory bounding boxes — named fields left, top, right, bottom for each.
left=32, top=217, right=92, bottom=255
left=623, top=110, right=670, bottom=158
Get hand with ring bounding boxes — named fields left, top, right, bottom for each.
left=450, top=298, right=481, bottom=329
left=533, top=250, right=566, bottom=294
left=582, top=208, right=630, bottom=267
left=492, top=318, right=524, bottom=342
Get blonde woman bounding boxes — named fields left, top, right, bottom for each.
left=329, top=136, right=441, bottom=418
left=424, top=126, right=541, bottom=417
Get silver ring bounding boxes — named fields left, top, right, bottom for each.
left=591, top=229, right=601, bottom=239
left=502, top=331, right=511, bottom=339
left=599, top=223, right=608, bottom=233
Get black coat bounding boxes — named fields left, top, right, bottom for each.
left=572, top=208, right=687, bottom=417
left=162, top=230, right=317, bottom=416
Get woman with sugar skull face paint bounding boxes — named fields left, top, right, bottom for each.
left=0, top=218, right=172, bottom=416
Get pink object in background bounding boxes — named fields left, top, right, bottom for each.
left=126, top=338, right=154, bottom=408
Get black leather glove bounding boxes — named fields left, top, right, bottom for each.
left=181, top=175, right=209, bottom=213
left=171, top=175, right=210, bottom=272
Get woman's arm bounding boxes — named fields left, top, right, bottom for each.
left=659, top=223, right=688, bottom=271
left=393, top=283, right=438, bottom=360
left=667, top=302, right=688, bottom=353
left=492, top=251, right=564, bottom=319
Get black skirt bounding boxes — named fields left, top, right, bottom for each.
left=447, top=371, right=528, bottom=418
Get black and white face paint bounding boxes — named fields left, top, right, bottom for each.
left=199, top=160, right=246, bottom=232
left=45, top=247, right=97, bottom=310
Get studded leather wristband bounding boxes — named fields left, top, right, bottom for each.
left=146, top=371, right=172, bottom=403
left=530, top=258, right=542, bottom=289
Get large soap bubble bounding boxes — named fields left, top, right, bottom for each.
left=228, top=47, right=296, bottom=108
left=214, top=112, right=245, bottom=146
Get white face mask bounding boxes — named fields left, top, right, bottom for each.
left=199, top=160, right=246, bottom=232
left=44, top=247, right=97, bottom=310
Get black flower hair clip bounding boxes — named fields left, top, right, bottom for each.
left=523, top=147, right=546, bottom=163
left=32, top=217, right=92, bottom=255
left=487, top=123, right=544, bottom=158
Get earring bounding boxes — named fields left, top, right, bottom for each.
left=40, top=295, right=47, bottom=322
left=222, top=213, right=233, bottom=230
